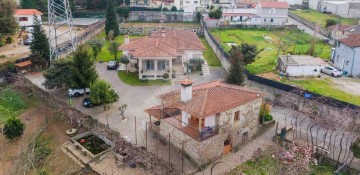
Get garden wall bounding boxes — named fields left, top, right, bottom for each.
left=16, top=75, right=177, bottom=175
left=288, top=12, right=331, bottom=37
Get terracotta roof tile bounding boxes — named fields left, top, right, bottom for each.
left=15, top=60, right=32, bottom=67
left=258, top=1, right=289, bottom=8
left=339, top=34, right=360, bottom=47
left=150, top=80, right=263, bottom=119
left=15, top=9, right=43, bottom=15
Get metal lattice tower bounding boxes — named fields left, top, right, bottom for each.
left=48, top=0, right=77, bottom=61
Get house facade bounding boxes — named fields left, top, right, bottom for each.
left=220, top=1, right=289, bottom=25
left=333, top=34, right=360, bottom=76
left=14, top=9, right=43, bottom=27
left=145, top=80, right=263, bottom=166
left=119, top=30, right=205, bottom=79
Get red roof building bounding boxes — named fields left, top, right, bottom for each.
left=15, top=9, right=43, bottom=15
left=14, top=9, right=43, bottom=27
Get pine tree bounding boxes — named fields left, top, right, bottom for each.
left=43, top=58, right=73, bottom=89
left=0, top=0, right=18, bottom=38
left=70, top=45, right=98, bottom=94
left=105, top=0, right=120, bottom=37
left=226, top=46, right=245, bottom=85
left=30, top=15, right=50, bottom=70
left=20, top=0, right=36, bottom=9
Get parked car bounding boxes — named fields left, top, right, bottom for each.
left=24, top=37, right=33, bottom=45
left=107, top=61, right=119, bottom=70
left=321, top=66, right=343, bottom=77
left=68, top=88, right=90, bottom=97
left=82, top=98, right=93, bottom=108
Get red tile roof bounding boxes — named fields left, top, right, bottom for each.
left=146, top=80, right=263, bottom=119
left=339, top=34, right=360, bottom=47
left=328, top=24, right=352, bottom=31
left=15, top=9, right=43, bottom=15
left=15, top=60, right=32, bottom=67
left=258, top=1, right=289, bottom=8
left=120, top=30, right=205, bottom=58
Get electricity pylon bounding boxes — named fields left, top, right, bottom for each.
left=48, top=0, right=77, bottom=61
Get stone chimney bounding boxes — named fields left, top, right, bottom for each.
left=161, top=30, right=166, bottom=37
left=124, top=35, right=129, bottom=44
left=180, top=79, right=193, bottom=102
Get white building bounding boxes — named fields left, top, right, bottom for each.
left=310, top=0, right=360, bottom=18
left=14, top=9, right=43, bottom=27
left=333, top=34, right=360, bottom=76
left=277, top=55, right=327, bottom=77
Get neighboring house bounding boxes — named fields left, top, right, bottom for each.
left=174, top=0, right=201, bottom=11
left=119, top=30, right=205, bottom=79
left=14, top=9, right=43, bottom=27
left=345, top=24, right=360, bottom=35
left=333, top=34, right=360, bottom=76
left=310, top=0, right=360, bottom=18
left=328, top=24, right=353, bottom=39
left=255, top=1, right=289, bottom=25
left=144, top=79, right=263, bottom=166
left=219, top=1, right=289, bottom=25
left=277, top=55, right=327, bottom=77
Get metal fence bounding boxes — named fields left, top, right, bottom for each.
left=315, top=153, right=360, bottom=175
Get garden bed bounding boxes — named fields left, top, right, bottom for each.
left=117, top=71, right=171, bottom=86
left=77, top=134, right=111, bottom=155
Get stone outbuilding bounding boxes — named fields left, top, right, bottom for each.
left=144, top=80, right=264, bottom=166
left=277, top=55, right=327, bottom=77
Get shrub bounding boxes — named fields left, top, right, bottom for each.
left=0, top=40, right=4, bottom=47
left=325, top=19, right=337, bottom=28
left=163, top=7, right=168, bottom=11
left=89, top=79, right=119, bottom=105
left=163, top=72, right=169, bottom=79
left=171, top=6, right=177, bottom=11
left=5, top=36, right=14, bottom=44
left=3, top=117, right=25, bottom=140
left=208, top=8, right=222, bottom=19
left=6, top=63, right=16, bottom=73
left=263, top=114, right=273, bottom=121
left=259, top=102, right=271, bottom=117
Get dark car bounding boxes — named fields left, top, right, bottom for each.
left=82, top=98, right=93, bottom=108
left=107, top=61, right=119, bottom=70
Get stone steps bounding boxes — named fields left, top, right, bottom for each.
left=202, top=63, right=211, bottom=75
left=61, top=142, right=86, bottom=168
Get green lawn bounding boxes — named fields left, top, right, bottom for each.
left=0, top=87, right=27, bottom=123
left=281, top=78, right=360, bottom=106
left=210, top=28, right=331, bottom=74
left=117, top=71, right=171, bottom=86
left=200, top=37, right=222, bottom=67
left=94, top=32, right=141, bottom=62
left=290, top=9, right=358, bottom=28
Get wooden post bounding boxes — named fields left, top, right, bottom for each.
left=145, top=121, right=148, bottom=150
left=168, top=133, right=171, bottom=164
left=135, top=116, right=137, bottom=145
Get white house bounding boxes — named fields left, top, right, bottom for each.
left=219, top=1, right=289, bottom=25
left=119, top=30, right=205, bottom=79
left=333, top=34, right=360, bottom=77
left=310, top=0, right=360, bottom=18
left=174, top=0, right=201, bottom=11
left=277, top=55, right=327, bottom=77
left=14, top=9, right=43, bottom=27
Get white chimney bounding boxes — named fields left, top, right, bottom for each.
left=161, top=30, right=166, bottom=37
left=180, top=79, right=193, bottom=102
left=124, top=35, right=129, bottom=44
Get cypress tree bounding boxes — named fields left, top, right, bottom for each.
left=226, top=46, right=245, bottom=85
left=20, top=0, right=36, bottom=9
left=105, top=0, right=120, bottom=37
left=30, top=15, right=50, bottom=70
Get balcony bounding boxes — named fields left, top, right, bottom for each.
left=164, top=115, right=219, bottom=142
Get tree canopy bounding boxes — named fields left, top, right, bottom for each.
left=105, top=0, right=120, bottom=37
left=30, top=15, right=50, bottom=70
left=240, top=43, right=261, bottom=65
left=20, top=0, right=36, bottom=9
left=0, top=0, right=18, bottom=38
left=70, top=45, right=98, bottom=90
left=3, top=117, right=25, bottom=140
left=88, top=38, right=104, bottom=59
left=226, top=46, right=245, bottom=85
left=208, top=8, right=222, bottom=19
left=108, top=41, right=120, bottom=60
left=90, top=79, right=119, bottom=105
left=43, top=58, right=73, bottom=89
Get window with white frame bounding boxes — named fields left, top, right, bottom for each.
left=157, top=60, right=167, bottom=70
left=269, top=8, right=276, bottom=13
left=146, top=60, right=154, bottom=70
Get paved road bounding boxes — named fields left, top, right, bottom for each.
left=288, top=16, right=334, bottom=45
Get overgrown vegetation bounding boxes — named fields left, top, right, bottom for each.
left=210, top=28, right=332, bottom=74
left=290, top=9, right=358, bottom=28
left=259, top=102, right=273, bottom=123
left=200, top=37, right=222, bottom=67
left=0, top=87, right=27, bottom=123
left=77, top=135, right=111, bottom=155
left=118, top=71, right=171, bottom=86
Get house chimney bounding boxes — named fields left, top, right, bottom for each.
left=124, top=35, right=129, bottom=44
left=161, top=30, right=166, bottom=37
left=180, top=79, right=193, bottom=102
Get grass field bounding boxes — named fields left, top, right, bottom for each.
left=210, top=28, right=332, bottom=74
left=94, top=32, right=141, bottom=62
left=118, top=71, right=171, bottom=86
left=200, top=37, right=222, bottom=67
left=290, top=9, right=358, bottom=28
left=281, top=78, right=360, bottom=106
left=0, top=87, right=27, bottom=123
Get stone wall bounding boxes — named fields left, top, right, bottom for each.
left=128, top=11, right=187, bottom=22
left=119, top=26, right=204, bottom=36
left=246, top=80, right=360, bottom=133
left=288, top=12, right=331, bottom=37
left=157, top=98, right=262, bottom=167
